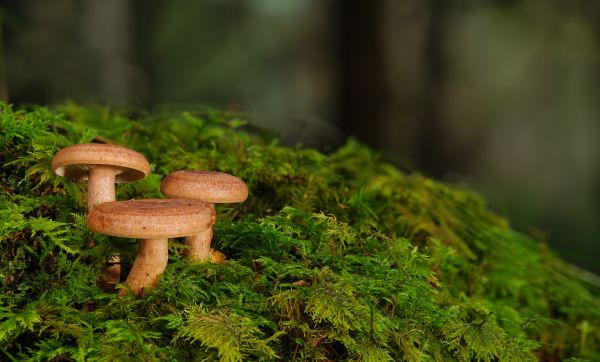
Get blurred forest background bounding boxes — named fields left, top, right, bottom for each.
left=1, top=0, right=599, bottom=273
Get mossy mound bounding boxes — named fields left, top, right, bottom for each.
left=1, top=103, right=599, bottom=361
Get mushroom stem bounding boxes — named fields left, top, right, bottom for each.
left=184, top=204, right=217, bottom=262
left=120, top=238, right=168, bottom=296
left=87, top=166, right=116, bottom=209
left=184, top=228, right=214, bottom=261
left=88, top=166, right=120, bottom=289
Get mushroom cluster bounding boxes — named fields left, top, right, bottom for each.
left=52, top=144, right=247, bottom=296
left=52, top=143, right=150, bottom=289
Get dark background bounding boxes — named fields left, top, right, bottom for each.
left=1, top=0, right=599, bottom=273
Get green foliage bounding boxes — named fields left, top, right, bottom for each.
left=0, top=102, right=599, bottom=360
left=176, top=306, right=284, bottom=362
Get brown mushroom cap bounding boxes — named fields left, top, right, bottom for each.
left=52, top=144, right=150, bottom=183
left=87, top=199, right=215, bottom=238
left=161, top=170, right=248, bottom=203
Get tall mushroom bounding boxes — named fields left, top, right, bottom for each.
left=160, top=170, right=248, bottom=262
left=52, top=143, right=150, bottom=287
left=87, top=199, right=215, bottom=296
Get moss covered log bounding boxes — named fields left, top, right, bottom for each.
left=0, top=103, right=599, bottom=361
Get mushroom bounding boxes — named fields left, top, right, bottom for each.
left=52, top=143, right=150, bottom=209
left=86, top=199, right=215, bottom=296
left=52, top=143, right=150, bottom=288
left=160, top=170, right=248, bottom=262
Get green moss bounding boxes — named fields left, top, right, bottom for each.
left=0, top=102, right=599, bottom=361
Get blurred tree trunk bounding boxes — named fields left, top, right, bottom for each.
left=416, top=0, right=447, bottom=178
left=82, top=0, right=133, bottom=101
left=0, top=11, right=8, bottom=102
left=334, top=0, right=385, bottom=146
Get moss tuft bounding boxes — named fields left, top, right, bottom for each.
left=1, top=103, right=599, bottom=361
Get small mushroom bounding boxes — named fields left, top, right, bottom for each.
left=160, top=170, right=248, bottom=262
left=52, top=143, right=150, bottom=209
left=52, top=143, right=150, bottom=288
left=86, top=199, right=215, bottom=296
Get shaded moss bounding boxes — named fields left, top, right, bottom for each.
left=0, top=102, right=599, bottom=361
